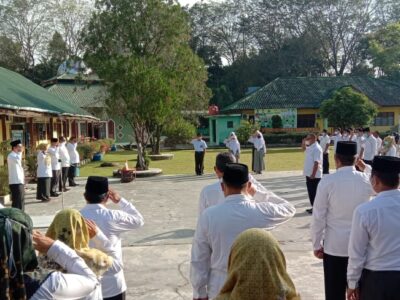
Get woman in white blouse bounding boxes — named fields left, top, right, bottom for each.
left=248, top=130, right=266, bottom=174
left=36, top=144, right=52, bottom=202
left=380, top=136, right=398, bottom=157
left=224, top=132, right=241, bottom=162
left=0, top=207, right=101, bottom=300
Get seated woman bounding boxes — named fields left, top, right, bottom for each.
left=41, top=208, right=115, bottom=278
left=0, top=208, right=101, bottom=299
left=215, top=228, right=301, bottom=300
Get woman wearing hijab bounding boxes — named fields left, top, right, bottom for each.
left=380, top=136, right=398, bottom=157
left=224, top=132, right=241, bottom=162
left=215, top=228, right=300, bottom=300
left=36, top=143, right=52, bottom=202
left=0, top=208, right=101, bottom=300
left=248, top=130, right=266, bottom=174
left=42, top=208, right=114, bottom=278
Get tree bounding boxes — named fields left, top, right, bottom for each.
left=235, top=120, right=259, bottom=144
left=0, top=0, right=53, bottom=72
left=320, top=87, right=378, bottom=129
left=83, top=0, right=210, bottom=169
left=368, top=22, right=400, bottom=79
left=301, top=0, right=377, bottom=76
left=0, top=35, right=24, bottom=71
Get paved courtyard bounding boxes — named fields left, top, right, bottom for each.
left=25, top=170, right=324, bottom=300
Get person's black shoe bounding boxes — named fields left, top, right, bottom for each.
left=306, top=208, right=313, bottom=214
left=62, top=188, right=70, bottom=192
left=41, top=197, right=51, bottom=202
left=51, top=193, right=60, bottom=197
left=69, top=183, right=78, bottom=187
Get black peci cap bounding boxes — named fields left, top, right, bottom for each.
left=372, top=156, right=400, bottom=174
left=85, top=176, right=109, bottom=198
left=10, top=140, right=22, bottom=147
left=336, top=141, right=357, bottom=156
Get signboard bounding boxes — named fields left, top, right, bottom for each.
left=11, top=130, right=24, bottom=144
left=255, top=109, right=297, bottom=128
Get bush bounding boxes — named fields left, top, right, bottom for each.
left=164, top=118, right=196, bottom=147
left=25, top=155, right=37, bottom=182
left=271, top=115, right=283, bottom=129
left=0, top=166, right=9, bottom=196
left=264, top=133, right=308, bottom=145
left=236, top=121, right=260, bottom=144
left=77, top=143, right=95, bottom=160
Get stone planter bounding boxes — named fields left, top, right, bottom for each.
left=0, top=194, right=11, bottom=206
left=148, top=153, right=174, bottom=161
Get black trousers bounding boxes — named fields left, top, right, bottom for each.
left=103, top=292, right=126, bottom=300
left=195, top=151, right=205, bottom=175
left=323, top=253, right=348, bottom=300
left=68, top=164, right=77, bottom=186
left=9, top=184, right=25, bottom=211
left=359, top=269, right=400, bottom=300
left=37, top=177, right=51, bottom=200
left=323, top=153, right=330, bottom=174
left=59, top=167, right=69, bottom=191
left=306, top=176, right=321, bottom=206
left=51, top=170, right=61, bottom=195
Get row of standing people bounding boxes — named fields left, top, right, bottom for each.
left=304, top=130, right=400, bottom=300
left=0, top=175, right=144, bottom=300
left=191, top=130, right=267, bottom=176
left=6, top=137, right=80, bottom=210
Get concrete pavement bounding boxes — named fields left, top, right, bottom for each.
left=25, top=171, right=324, bottom=300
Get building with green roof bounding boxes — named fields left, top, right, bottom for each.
left=43, top=69, right=134, bottom=144
left=207, top=76, right=400, bottom=144
left=0, top=67, right=97, bottom=152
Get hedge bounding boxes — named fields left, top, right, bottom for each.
left=263, top=133, right=308, bottom=145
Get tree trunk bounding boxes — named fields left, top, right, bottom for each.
left=136, top=142, right=148, bottom=170
left=151, top=125, right=162, bottom=155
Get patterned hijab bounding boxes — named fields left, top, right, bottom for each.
left=45, top=209, right=112, bottom=277
left=215, top=229, right=301, bottom=300
left=0, top=208, right=39, bottom=300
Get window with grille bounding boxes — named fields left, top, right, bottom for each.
left=374, top=112, right=394, bottom=126
left=297, top=114, right=316, bottom=128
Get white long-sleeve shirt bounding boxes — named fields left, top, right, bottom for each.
left=190, top=193, right=295, bottom=299
left=31, top=240, right=101, bottom=300
left=224, top=139, right=240, bottom=155
left=311, top=166, right=373, bottom=256
left=362, top=135, right=377, bottom=160
left=37, top=151, right=52, bottom=178
left=347, top=189, right=400, bottom=289
left=66, top=142, right=80, bottom=164
left=248, top=136, right=266, bottom=152
left=198, top=175, right=269, bottom=216
left=80, top=198, right=144, bottom=298
left=7, top=151, right=24, bottom=184
left=47, top=146, right=61, bottom=171
left=59, top=142, right=71, bottom=168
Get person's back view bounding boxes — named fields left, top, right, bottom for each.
left=191, top=163, right=295, bottom=300
left=215, top=228, right=300, bottom=300
left=80, top=176, right=144, bottom=300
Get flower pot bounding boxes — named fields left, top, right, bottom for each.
left=0, top=194, right=11, bottom=206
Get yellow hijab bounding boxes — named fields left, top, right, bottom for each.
left=46, top=208, right=112, bottom=276
left=215, top=228, right=301, bottom=300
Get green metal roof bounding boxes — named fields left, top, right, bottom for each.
left=0, top=67, right=96, bottom=119
left=222, top=76, right=400, bottom=112
left=47, top=83, right=107, bottom=108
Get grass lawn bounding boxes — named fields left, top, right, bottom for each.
left=80, top=148, right=335, bottom=177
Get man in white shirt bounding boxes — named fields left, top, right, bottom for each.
left=66, top=136, right=80, bottom=187
left=373, top=131, right=382, bottom=154
left=80, top=176, right=144, bottom=300
left=302, top=133, right=323, bottom=214
left=198, top=152, right=271, bottom=216
left=190, top=163, right=295, bottom=300
left=347, top=156, right=400, bottom=300
left=360, top=127, right=377, bottom=165
left=7, top=139, right=25, bottom=210
left=47, top=138, right=61, bottom=197
left=311, top=141, right=373, bottom=300
left=58, top=136, right=70, bottom=192
left=191, top=133, right=208, bottom=176
left=354, top=128, right=364, bottom=157
left=319, top=129, right=331, bottom=174
left=332, top=128, right=342, bottom=153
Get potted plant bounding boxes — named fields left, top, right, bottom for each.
left=0, top=166, right=10, bottom=205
